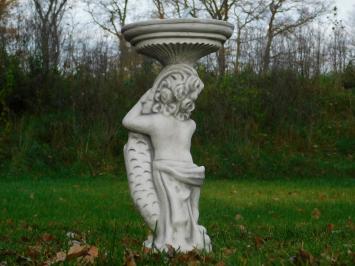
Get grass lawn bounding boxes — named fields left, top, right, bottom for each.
left=0, top=177, right=354, bottom=265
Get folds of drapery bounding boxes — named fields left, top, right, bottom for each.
left=146, top=159, right=212, bottom=252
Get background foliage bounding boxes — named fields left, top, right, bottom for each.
left=0, top=0, right=354, bottom=180
left=0, top=58, right=354, bottom=179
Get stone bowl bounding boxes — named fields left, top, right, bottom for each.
left=121, top=18, right=234, bottom=65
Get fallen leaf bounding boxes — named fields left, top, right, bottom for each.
left=203, top=255, right=216, bottom=264
left=87, top=246, right=98, bottom=257
left=172, top=250, right=201, bottom=265
left=121, top=236, right=140, bottom=246
left=80, top=252, right=97, bottom=265
left=42, top=233, right=54, bottom=242
left=295, top=249, right=314, bottom=265
left=55, top=251, right=66, bottom=262
left=326, top=224, right=334, bottom=232
left=311, top=208, right=321, bottom=219
left=254, top=236, right=265, bottom=249
left=221, top=247, right=236, bottom=256
left=67, top=244, right=89, bottom=260
left=215, top=262, right=225, bottom=266
left=142, top=247, right=151, bottom=254
left=26, top=245, right=41, bottom=259
left=187, top=260, right=200, bottom=266
left=43, top=251, right=67, bottom=266
left=80, top=246, right=99, bottom=264
left=124, top=249, right=139, bottom=266
left=319, top=194, right=327, bottom=200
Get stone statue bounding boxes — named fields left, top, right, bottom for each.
left=121, top=19, right=233, bottom=252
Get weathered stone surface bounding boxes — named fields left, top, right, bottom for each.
left=121, top=19, right=233, bottom=253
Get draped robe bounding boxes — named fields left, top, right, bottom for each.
left=144, top=159, right=212, bottom=252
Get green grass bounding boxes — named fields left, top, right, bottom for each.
left=0, top=177, right=354, bottom=265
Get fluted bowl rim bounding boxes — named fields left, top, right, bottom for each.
left=121, top=18, right=234, bottom=42
left=122, top=18, right=233, bottom=31
left=121, top=18, right=234, bottom=65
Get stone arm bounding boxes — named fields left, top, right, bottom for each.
left=122, top=90, right=155, bottom=135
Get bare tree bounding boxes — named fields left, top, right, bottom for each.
left=32, top=0, right=69, bottom=73
left=200, top=0, right=237, bottom=20
left=262, top=0, right=329, bottom=72
left=87, top=0, right=129, bottom=79
left=152, top=0, right=165, bottom=19
left=233, top=0, right=265, bottom=73
left=199, top=0, right=238, bottom=75
left=347, top=5, right=355, bottom=61
left=168, top=0, right=198, bottom=18
left=327, top=7, right=348, bottom=73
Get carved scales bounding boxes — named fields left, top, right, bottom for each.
left=124, top=132, right=158, bottom=230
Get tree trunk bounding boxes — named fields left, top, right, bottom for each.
left=262, top=4, right=277, bottom=73
left=218, top=45, right=226, bottom=76
left=118, top=35, right=129, bottom=80
left=41, top=25, right=50, bottom=74
left=235, top=28, right=242, bottom=74
left=262, top=35, right=272, bottom=73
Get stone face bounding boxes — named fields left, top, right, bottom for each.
left=121, top=19, right=233, bottom=253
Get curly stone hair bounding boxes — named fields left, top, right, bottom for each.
left=150, top=64, right=204, bottom=121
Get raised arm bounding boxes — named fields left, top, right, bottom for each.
left=122, top=89, right=156, bottom=135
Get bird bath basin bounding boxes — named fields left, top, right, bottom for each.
left=121, top=18, right=234, bottom=65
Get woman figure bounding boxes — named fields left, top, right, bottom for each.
left=123, top=64, right=211, bottom=252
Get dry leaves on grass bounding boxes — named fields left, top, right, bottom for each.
left=124, top=249, right=140, bottom=266
left=294, top=249, right=315, bottom=265
left=67, top=244, right=90, bottom=260
left=346, top=219, right=355, bottom=231
left=311, top=208, right=321, bottom=219
left=221, top=247, right=236, bottom=257
left=79, top=246, right=99, bottom=264
left=326, top=223, right=335, bottom=232
left=121, top=236, right=141, bottom=246
left=254, top=236, right=265, bottom=249
left=45, top=244, right=99, bottom=265
left=170, top=250, right=209, bottom=265
left=54, top=251, right=66, bottom=263
left=26, top=245, right=41, bottom=259
left=41, top=233, right=54, bottom=242
left=142, top=246, right=152, bottom=255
